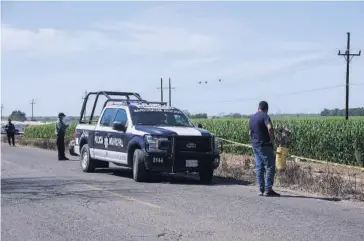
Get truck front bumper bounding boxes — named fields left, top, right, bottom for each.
left=143, top=151, right=220, bottom=173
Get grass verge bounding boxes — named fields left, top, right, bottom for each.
left=217, top=154, right=364, bottom=202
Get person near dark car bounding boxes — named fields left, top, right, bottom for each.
left=249, top=101, right=280, bottom=197
left=5, top=119, right=16, bottom=146
left=55, top=112, right=69, bottom=160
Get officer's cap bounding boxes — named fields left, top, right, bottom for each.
left=58, top=112, right=66, bottom=118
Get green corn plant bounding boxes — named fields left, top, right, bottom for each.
left=193, top=117, right=364, bottom=166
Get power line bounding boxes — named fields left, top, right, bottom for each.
left=1, top=104, right=3, bottom=119
left=220, top=84, right=360, bottom=104
left=30, top=99, right=36, bottom=121
left=337, top=32, right=361, bottom=120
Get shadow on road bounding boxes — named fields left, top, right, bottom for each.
left=95, top=167, right=252, bottom=186
left=1, top=174, right=249, bottom=206
left=1, top=176, right=161, bottom=204
left=58, top=158, right=79, bottom=162
left=1, top=176, right=340, bottom=206
left=278, top=194, right=341, bottom=202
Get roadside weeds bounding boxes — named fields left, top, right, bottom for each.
left=217, top=154, right=364, bottom=202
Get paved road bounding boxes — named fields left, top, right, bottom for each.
left=2, top=145, right=364, bottom=241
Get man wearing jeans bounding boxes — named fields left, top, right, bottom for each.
left=249, top=101, right=280, bottom=197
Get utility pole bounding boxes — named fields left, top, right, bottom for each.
left=1, top=104, right=3, bottom=120
left=338, top=32, right=361, bottom=120
left=82, top=91, right=87, bottom=120
left=168, top=78, right=176, bottom=106
left=156, top=78, right=164, bottom=102
left=30, top=99, right=35, bottom=121
left=157, top=78, right=175, bottom=106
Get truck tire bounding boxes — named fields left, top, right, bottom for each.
left=96, top=161, right=109, bottom=168
left=80, top=144, right=96, bottom=173
left=132, top=149, right=148, bottom=182
left=68, top=141, right=78, bottom=156
left=199, top=165, right=214, bottom=184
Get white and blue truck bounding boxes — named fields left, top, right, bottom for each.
left=70, top=91, right=222, bottom=183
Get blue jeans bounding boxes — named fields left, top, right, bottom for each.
left=253, top=146, right=276, bottom=192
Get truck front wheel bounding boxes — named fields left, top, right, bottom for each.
left=132, top=149, right=148, bottom=182
left=68, top=140, right=78, bottom=156
left=199, top=165, right=214, bottom=184
left=80, top=144, right=96, bottom=173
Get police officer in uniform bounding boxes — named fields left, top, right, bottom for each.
left=56, top=112, right=69, bottom=160
left=5, top=118, right=16, bottom=146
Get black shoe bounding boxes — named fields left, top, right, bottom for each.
left=265, top=190, right=280, bottom=197
left=58, top=157, right=69, bottom=161
left=259, top=188, right=265, bottom=196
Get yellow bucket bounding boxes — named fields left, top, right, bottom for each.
left=276, top=146, right=289, bottom=170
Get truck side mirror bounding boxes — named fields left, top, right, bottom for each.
left=197, top=123, right=203, bottom=128
left=112, top=121, right=126, bottom=132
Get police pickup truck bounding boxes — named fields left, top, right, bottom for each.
left=71, top=91, right=222, bottom=183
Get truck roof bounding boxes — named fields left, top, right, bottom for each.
left=79, top=90, right=173, bottom=125
left=105, top=102, right=178, bottom=110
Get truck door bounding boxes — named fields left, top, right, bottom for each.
left=93, top=108, right=117, bottom=160
left=107, top=108, right=129, bottom=164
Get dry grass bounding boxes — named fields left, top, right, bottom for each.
left=218, top=153, right=364, bottom=201
left=3, top=136, right=363, bottom=201
left=1, top=135, right=71, bottom=151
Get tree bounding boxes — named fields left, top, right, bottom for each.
left=9, top=110, right=27, bottom=122
left=320, top=108, right=330, bottom=116
left=191, top=113, right=208, bottom=119
left=320, top=107, right=364, bottom=116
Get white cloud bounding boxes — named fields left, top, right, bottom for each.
left=1, top=19, right=218, bottom=57
left=1, top=24, right=127, bottom=54
left=1, top=5, right=331, bottom=85
left=93, top=21, right=219, bottom=55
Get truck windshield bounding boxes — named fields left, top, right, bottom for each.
left=130, top=108, right=194, bottom=127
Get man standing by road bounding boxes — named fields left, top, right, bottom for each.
left=55, top=112, right=69, bottom=160
left=249, top=101, right=280, bottom=197
left=5, top=119, right=16, bottom=146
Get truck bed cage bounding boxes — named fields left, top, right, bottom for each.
left=79, top=91, right=167, bottom=124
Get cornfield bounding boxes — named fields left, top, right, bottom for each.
left=24, top=123, right=77, bottom=139
left=24, top=118, right=364, bottom=166
left=196, top=118, right=364, bottom=166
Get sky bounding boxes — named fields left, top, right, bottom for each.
left=1, top=1, right=364, bottom=117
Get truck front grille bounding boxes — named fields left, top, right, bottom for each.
left=174, top=136, right=212, bottom=153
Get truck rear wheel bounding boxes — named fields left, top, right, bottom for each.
left=132, top=149, right=148, bottom=182
left=80, top=144, right=96, bottom=173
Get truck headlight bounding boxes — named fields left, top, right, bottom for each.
left=214, top=137, right=222, bottom=154
left=145, top=135, right=170, bottom=152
